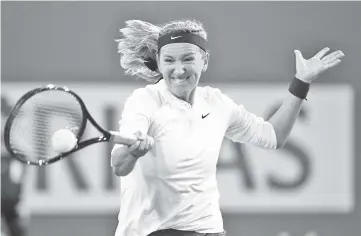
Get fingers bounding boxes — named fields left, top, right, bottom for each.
left=137, top=135, right=154, bottom=151
left=132, top=131, right=153, bottom=150
left=314, top=47, right=330, bottom=59
left=294, top=50, right=304, bottom=60
left=325, top=59, right=342, bottom=69
left=148, top=136, right=155, bottom=147
left=109, top=130, right=149, bottom=146
left=133, top=131, right=146, bottom=141
left=128, top=135, right=154, bottom=158
left=322, top=50, right=345, bottom=64
left=128, top=140, right=141, bottom=152
left=138, top=137, right=148, bottom=151
left=147, top=136, right=155, bottom=149
left=294, top=50, right=306, bottom=73
left=110, top=130, right=154, bottom=159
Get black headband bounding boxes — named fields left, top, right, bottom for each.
left=144, top=31, right=207, bottom=72
left=158, top=31, right=207, bottom=52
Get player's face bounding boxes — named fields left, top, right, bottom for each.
left=158, top=43, right=208, bottom=100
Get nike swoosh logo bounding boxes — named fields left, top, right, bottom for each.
left=171, top=36, right=182, bottom=40
left=202, top=113, right=210, bottom=119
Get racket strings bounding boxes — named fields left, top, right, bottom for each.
left=8, top=90, right=84, bottom=163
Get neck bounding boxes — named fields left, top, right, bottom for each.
left=172, top=87, right=196, bottom=105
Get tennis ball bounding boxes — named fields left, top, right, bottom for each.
left=51, top=129, right=78, bottom=153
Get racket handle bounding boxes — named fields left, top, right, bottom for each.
left=109, top=131, right=138, bottom=146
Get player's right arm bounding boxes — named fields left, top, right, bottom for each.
left=111, top=131, right=154, bottom=176
left=110, top=87, right=158, bottom=176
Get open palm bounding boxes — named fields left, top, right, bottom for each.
left=294, top=47, right=345, bottom=83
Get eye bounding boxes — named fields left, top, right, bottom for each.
left=184, top=57, right=195, bottom=62
left=164, top=58, right=174, bottom=63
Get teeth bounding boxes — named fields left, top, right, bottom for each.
left=173, top=77, right=189, bottom=84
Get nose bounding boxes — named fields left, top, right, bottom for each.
left=172, top=62, right=185, bottom=76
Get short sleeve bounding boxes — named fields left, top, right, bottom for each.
left=220, top=91, right=277, bottom=149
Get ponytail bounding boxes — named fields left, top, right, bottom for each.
left=115, top=20, right=162, bottom=83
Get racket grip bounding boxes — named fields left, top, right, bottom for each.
left=109, top=131, right=138, bottom=146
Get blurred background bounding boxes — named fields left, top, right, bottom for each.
left=1, top=1, right=360, bottom=236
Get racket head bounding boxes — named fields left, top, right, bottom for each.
left=3, top=84, right=95, bottom=166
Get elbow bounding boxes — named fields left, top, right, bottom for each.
left=275, top=137, right=287, bottom=149
left=271, top=127, right=287, bottom=150
left=276, top=142, right=285, bottom=149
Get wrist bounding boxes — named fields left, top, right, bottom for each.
left=288, top=77, right=310, bottom=100
left=129, top=152, right=140, bottom=159
left=295, top=73, right=317, bottom=84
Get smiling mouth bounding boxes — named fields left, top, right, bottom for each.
left=172, top=76, right=190, bottom=84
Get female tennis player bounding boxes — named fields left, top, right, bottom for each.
left=111, top=19, right=344, bottom=236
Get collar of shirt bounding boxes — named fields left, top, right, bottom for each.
left=155, top=80, right=202, bottom=111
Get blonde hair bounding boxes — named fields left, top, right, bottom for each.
left=116, top=19, right=208, bottom=83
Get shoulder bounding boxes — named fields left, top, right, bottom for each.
left=129, top=83, right=160, bottom=101
left=201, top=86, right=233, bottom=104
left=125, top=83, right=162, bottom=108
left=201, top=86, right=222, bottom=99
left=200, top=86, right=244, bottom=114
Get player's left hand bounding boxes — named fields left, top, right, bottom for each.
left=294, top=47, right=345, bottom=83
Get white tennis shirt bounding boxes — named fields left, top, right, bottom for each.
left=113, top=80, right=277, bottom=236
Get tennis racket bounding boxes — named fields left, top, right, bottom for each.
left=4, top=84, right=139, bottom=166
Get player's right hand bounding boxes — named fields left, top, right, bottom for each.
left=110, top=131, right=154, bottom=168
left=129, top=131, right=154, bottom=158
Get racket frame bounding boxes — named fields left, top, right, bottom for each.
left=4, top=84, right=112, bottom=166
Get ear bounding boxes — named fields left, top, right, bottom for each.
left=202, top=52, right=210, bottom=72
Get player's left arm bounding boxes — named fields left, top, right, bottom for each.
left=225, top=47, right=344, bottom=149
left=268, top=47, right=344, bottom=148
